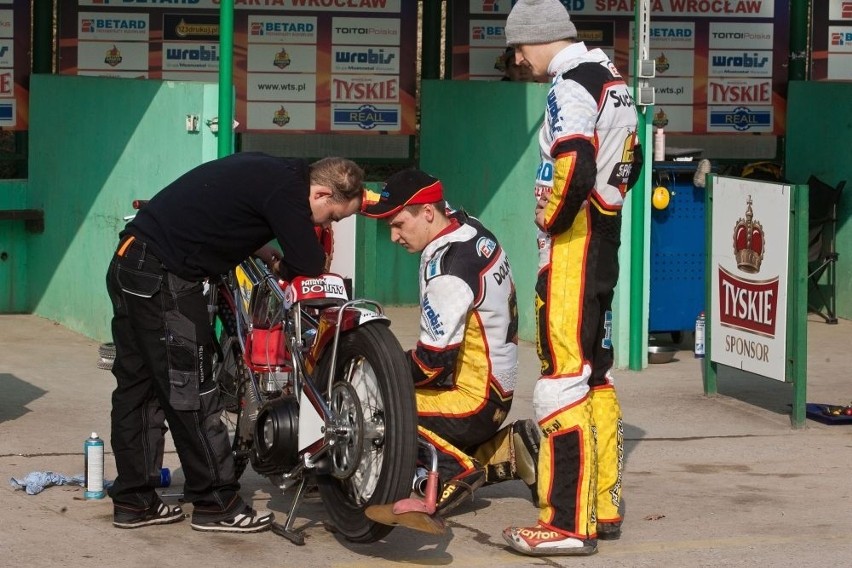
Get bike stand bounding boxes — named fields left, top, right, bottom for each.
left=364, top=439, right=446, bottom=535
left=270, top=477, right=308, bottom=545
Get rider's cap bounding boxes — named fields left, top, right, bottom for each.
left=505, top=0, right=577, bottom=47
left=360, top=169, right=443, bottom=219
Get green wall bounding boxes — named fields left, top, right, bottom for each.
left=785, top=81, right=852, bottom=319
left=13, top=76, right=654, bottom=369
left=27, top=75, right=219, bottom=341
left=355, top=182, right=420, bottom=305
left=0, top=179, right=30, bottom=312
left=419, top=80, right=543, bottom=341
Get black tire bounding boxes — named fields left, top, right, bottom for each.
left=214, top=294, right=243, bottom=412
left=315, top=322, right=418, bottom=543
left=98, top=342, right=116, bottom=359
left=213, top=291, right=251, bottom=480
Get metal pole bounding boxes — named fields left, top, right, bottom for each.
left=788, top=0, right=810, bottom=81
left=32, top=0, right=55, bottom=74
left=789, top=183, right=809, bottom=428
left=703, top=177, right=716, bottom=395
left=217, top=0, right=235, bottom=158
left=421, top=0, right=442, bottom=80
left=629, top=0, right=651, bottom=370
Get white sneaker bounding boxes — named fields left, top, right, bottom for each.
left=503, top=524, right=597, bottom=556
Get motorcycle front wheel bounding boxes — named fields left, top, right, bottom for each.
left=315, top=321, right=417, bottom=543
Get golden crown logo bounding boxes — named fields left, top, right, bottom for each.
left=652, top=108, right=669, bottom=129
left=104, top=45, right=122, bottom=67
left=274, top=48, right=291, bottom=69
left=494, top=54, right=507, bottom=72
left=733, top=196, right=764, bottom=273
left=272, top=106, right=290, bottom=127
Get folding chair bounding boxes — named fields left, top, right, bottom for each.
left=807, top=175, right=846, bottom=324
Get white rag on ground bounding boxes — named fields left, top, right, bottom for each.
left=9, top=471, right=113, bottom=495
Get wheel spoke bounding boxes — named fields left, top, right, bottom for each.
left=327, top=355, right=386, bottom=502
left=329, top=381, right=364, bottom=480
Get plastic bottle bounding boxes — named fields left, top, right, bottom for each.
left=694, top=312, right=706, bottom=359
left=654, top=127, right=666, bottom=161
left=150, top=467, right=171, bottom=488
left=84, top=432, right=106, bottom=499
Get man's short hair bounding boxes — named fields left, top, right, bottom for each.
left=310, top=157, right=364, bottom=202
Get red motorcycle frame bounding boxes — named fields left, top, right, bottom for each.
left=211, top=256, right=423, bottom=544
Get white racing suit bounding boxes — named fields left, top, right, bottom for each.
left=410, top=211, right=519, bottom=484
left=531, top=44, right=640, bottom=539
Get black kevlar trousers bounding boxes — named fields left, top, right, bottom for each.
left=106, top=237, right=245, bottom=519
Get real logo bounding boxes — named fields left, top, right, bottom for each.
left=332, top=104, right=398, bottom=130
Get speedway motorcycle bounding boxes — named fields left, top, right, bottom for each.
left=210, top=256, right=424, bottom=544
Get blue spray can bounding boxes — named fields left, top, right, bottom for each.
left=84, top=432, right=106, bottom=499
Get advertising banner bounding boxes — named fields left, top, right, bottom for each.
left=452, top=0, right=789, bottom=136
left=0, top=1, right=30, bottom=130
left=710, top=176, right=790, bottom=380
left=60, top=1, right=417, bottom=135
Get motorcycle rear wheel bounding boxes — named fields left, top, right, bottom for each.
left=316, top=322, right=417, bottom=543
left=213, top=291, right=251, bottom=480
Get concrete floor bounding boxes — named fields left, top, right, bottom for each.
left=1, top=309, right=851, bottom=567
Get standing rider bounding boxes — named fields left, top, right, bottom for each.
left=501, top=0, right=642, bottom=556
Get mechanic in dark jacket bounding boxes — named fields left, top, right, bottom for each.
left=107, top=152, right=363, bottom=533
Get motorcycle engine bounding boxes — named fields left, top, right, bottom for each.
left=251, top=395, right=300, bottom=474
